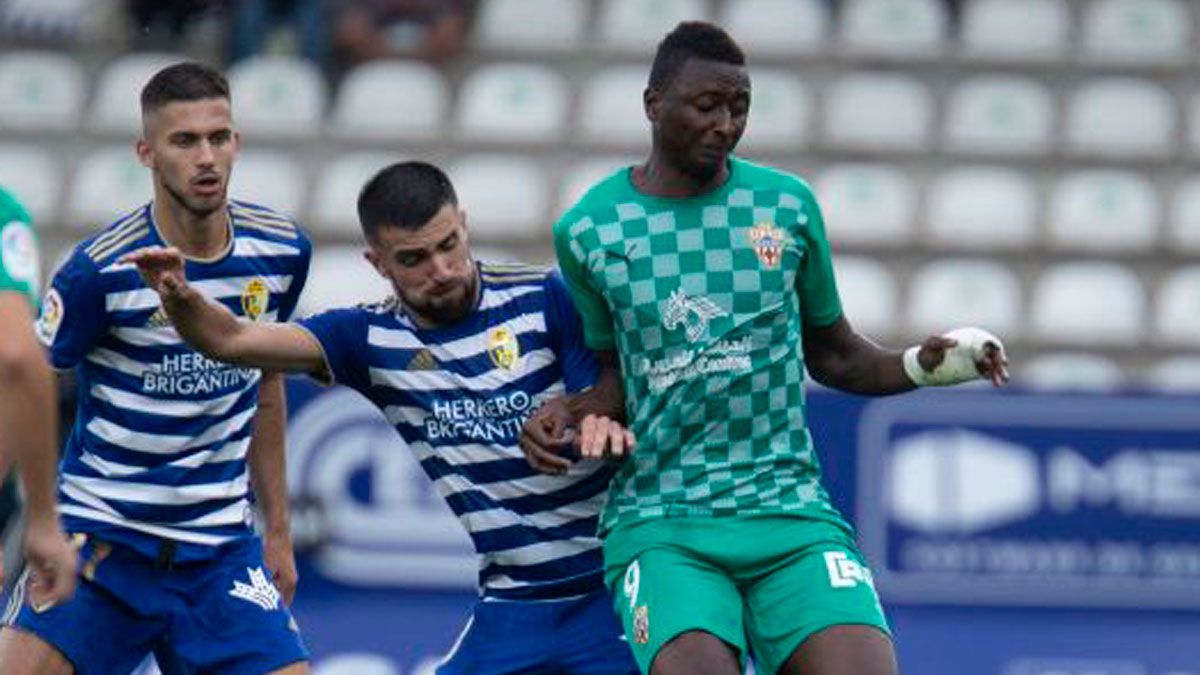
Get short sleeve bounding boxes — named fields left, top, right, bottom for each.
left=276, top=232, right=312, bottom=322
left=542, top=271, right=599, bottom=393
left=795, top=188, right=843, bottom=328
left=552, top=213, right=616, bottom=351
left=0, top=205, right=40, bottom=306
left=297, top=307, right=371, bottom=392
left=37, top=250, right=109, bottom=370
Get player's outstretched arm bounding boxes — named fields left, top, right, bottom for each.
left=804, top=315, right=1009, bottom=395
left=121, top=246, right=327, bottom=377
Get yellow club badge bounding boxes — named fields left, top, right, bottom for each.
left=748, top=222, right=786, bottom=268
left=241, top=277, right=269, bottom=321
left=488, top=326, right=520, bottom=370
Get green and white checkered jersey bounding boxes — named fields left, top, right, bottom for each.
left=554, top=157, right=850, bottom=533
left=0, top=186, right=40, bottom=306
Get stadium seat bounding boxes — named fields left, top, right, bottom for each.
left=1022, top=353, right=1127, bottom=391
left=823, top=75, right=932, bottom=152
left=1155, top=266, right=1200, bottom=347
left=474, top=0, right=587, bottom=51
left=598, top=0, right=709, bottom=53
left=1170, top=176, right=1200, bottom=252
left=558, top=157, right=638, bottom=212
left=310, top=152, right=406, bottom=237
left=1031, top=262, right=1145, bottom=346
left=1048, top=171, right=1159, bottom=252
left=578, top=67, right=650, bottom=149
left=228, top=56, right=326, bottom=138
left=943, top=76, right=1054, bottom=156
left=960, top=0, right=1070, bottom=62
left=1144, top=356, right=1200, bottom=392
left=68, top=146, right=154, bottom=229
left=0, top=51, right=83, bottom=131
left=926, top=168, right=1037, bottom=250
left=1082, top=0, right=1190, bottom=65
left=228, top=150, right=306, bottom=219
left=1066, top=79, right=1175, bottom=159
left=0, top=144, right=60, bottom=224
left=296, top=246, right=393, bottom=317
left=89, top=53, right=182, bottom=134
left=448, top=155, right=550, bottom=241
left=815, top=164, right=915, bottom=246
left=832, top=255, right=897, bottom=337
left=907, top=259, right=1022, bottom=337
left=456, top=63, right=568, bottom=142
left=738, top=70, right=811, bottom=153
left=840, top=0, right=947, bottom=58
left=329, top=60, right=446, bottom=141
left=1189, top=94, right=1200, bottom=156
left=718, top=0, right=829, bottom=57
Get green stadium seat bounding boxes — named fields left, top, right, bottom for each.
left=1082, top=0, right=1191, bottom=65
left=738, top=69, right=811, bottom=154
left=1066, top=79, right=1176, bottom=160
left=926, top=167, right=1038, bottom=250
left=816, top=163, right=915, bottom=247
left=841, top=0, right=947, bottom=59
left=228, top=150, right=306, bottom=219
left=822, top=74, right=932, bottom=152
left=831, top=255, right=897, bottom=338
left=0, top=51, right=83, bottom=131
left=908, top=259, right=1022, bottom=338
left=1048, top=171, right=1159, bottom=252
left=311, top=152, right=407, bottom=237
left=456, top=63, right=568, bottom=143
left=718, top=0, right=829, bottom=58
left=228, top=56, right=326, bottom=139
left=330, top=60, right=446, bottom=141
left=598, top=0, right=709, bottom=53
left=1155, top=266, right=1200, bottom=348
left=0, top=143, right=60, bottom=224
left=448, top=155, right=549, bottom=241
left=960, top=0, right=1070, bottom=62
left=89, top=53, right=181, bottom=135
left=1031, top=262, right=1146, bottom=346
left=943, top=76, right=1055, bottom=157
left=474, top=0, right=587, bottom=52
left=68, top=145, right=153, bottom=228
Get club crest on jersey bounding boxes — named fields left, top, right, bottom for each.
left=487, top=326, right=520, bottom=370
left=748, top=222, right=785, bottom=268
left=241, top=277, right=269, bottom=321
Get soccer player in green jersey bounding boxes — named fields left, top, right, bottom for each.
left=521, top=22, right=1009, bottom=675
left=0, top=186, right=78, bottom=613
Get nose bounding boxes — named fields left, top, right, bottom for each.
left=712, top=107, right=735, bottom=140
left=195, top=139, right=216, bottom=167
left=429, top=252, right=455, bottom=282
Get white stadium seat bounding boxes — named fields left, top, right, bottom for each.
left=907, top=259, right=1022, bottom=337
left=739, top=70, right=811, bottom=153
left=578, top=67, right=649, bottom=149
left=926, top=168, right=1037, bottom=250
left=841, top=0, right=947, bottom=58
left=0, top=51, right=83, bottom=131
left=330, top=60, right=446, bottom=141
left=310, top=152, right=406, bottom=237
left=1066, top=79, right=1175, bottom=159
left=960, top=0, right=1069, bottom=62
left=1022, top=353, right=1127, bottom=391
left=718, top=0, right=829, bottom=57
left=1031, top=262, right=1145, bottom=346
left=296, top=246, right=393, bottom=318
left=448, top=155, right=550, bottom=241
left=1144, top=357, right=1200, bottom=393
left=228, top=56, right=326, bottom=138
left=1170, top=176, right=1200, bottom=252
left=558, top=157, right=638, bottom=213
left=832, top=256, right=897, bottom=337
left=1155, top=266, right=1200, bottom=347
left=456, top=63, right=568, bottom=142
left=598, top=0, right=708, bottom=53
left=68, top=146, right=154, bottom=229
left=824, top=75, right=932, bottom=152
left=816, top=164, right=915, bottom=246
left=0, top=144, right=61, bottom=224
left=1083, top=0, right=1190, bottom=65
left=228, top=150, right=305, bottom=219
left=1048, top=171, right=1159, bottom=252
left=474, top=0, right=587, bottom=51
left=89, top=53, right=182, bottom=134
left=944, top=76, right=1054, bottom=156
left=1189, top=94, right=1200, bottom=157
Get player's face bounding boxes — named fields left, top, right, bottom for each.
left=366, top=203, right=478, bottom=327
left=649, top=58, right=750, bottom=180
left=138, top=98, right=239, bottom=218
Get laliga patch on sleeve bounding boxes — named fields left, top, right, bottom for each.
left=1, top=221, right=40, bottom=285
left=36, top=288, right=64, bottom=346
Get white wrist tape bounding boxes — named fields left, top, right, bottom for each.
left=903, top=327, right=1005, bottom=387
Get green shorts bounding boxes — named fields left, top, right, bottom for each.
left=603, top=514, right=891, bottom=675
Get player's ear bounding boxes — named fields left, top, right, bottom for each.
left=363, top=248, right=386, bottom=278
left=135, top=137, right=153, bottom=169
left=644, top=87, right=661, bottom=123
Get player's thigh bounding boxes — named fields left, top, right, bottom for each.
left=743, top=544, right=891, bottom=675
left=0, top=626, right=74, bottom=675
left=269, top=663, right=310, bottom=675
left=604, top=545, right=745, bottom=675
left=778, top=625, right=898, bottom=675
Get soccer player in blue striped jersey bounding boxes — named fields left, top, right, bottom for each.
left=0, top=64, right=311, bottom=674
left=124, top=161, right=638, bottom=674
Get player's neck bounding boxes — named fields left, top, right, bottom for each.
left=152, top=198, right=231, bottom=261
left=635, top=152, right=729, bottom=198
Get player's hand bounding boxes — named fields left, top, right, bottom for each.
left=520, top=397, right=576, bottom=475
left=119, top=246, right=189, bottom=299
left=263, top=529, right=298, bottom=605
left=23, top=517, right=78, bottom=612
left=916, top=331, right=1010, bottom=388
left=577, top=414, right=636, bottom=460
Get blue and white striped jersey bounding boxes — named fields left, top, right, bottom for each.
left=299, top=262, right=611, bottom=601
left=37, top=200, right=312, bottom=563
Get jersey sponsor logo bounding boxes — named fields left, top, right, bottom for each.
left=633, top=604, right=650, bottom=645
left=748, top=222, right=785, bottom=268
left=425, top=391, right=534, bottom=443
left=35, top=288, right=64, bottom=346
left=640, top=336, right=753, bottom=394
left=824, top=550, right=874, bottom=589
left=662, top=289, right=726, bottom=343
left=406, top=348, right=439, bottom=371
left=142, top=352, right=258, bottom=395
left=487, top=325, right=520, bottom=370
left=1, top=221, right=39, bottom=285
left=241, top=277, right=269, bottom=321
left=228, top=566, right=281, bottom=611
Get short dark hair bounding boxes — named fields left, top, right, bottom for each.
left=357, top=161, right=458, bottom=241
left=140, top=62, right=230, bottom=114
left=648, top=21, right=746, bottom=91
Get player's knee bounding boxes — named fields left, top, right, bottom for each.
left=650, top=630, right=740, bottom=675
left=781, top=624, right=898, bottom=675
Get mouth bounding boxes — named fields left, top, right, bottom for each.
left=191, top=175, right=222, bottom=197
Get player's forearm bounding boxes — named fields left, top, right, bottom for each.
left=803, top=317, right=916, bottom=396
left=247, top=372, right=291, bottom=536
left=565, top=352, right=626, bottom=423
left=0, top=331, right=61, bottom=522
left=161, top=285, right=248, bottom=364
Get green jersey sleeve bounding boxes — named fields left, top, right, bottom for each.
left=794, top=182, right=842, bottom=328
left=552, top=209, right=616, bottom=351
left=0, top=187, right=40, bottom=307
